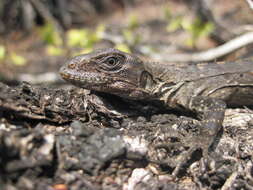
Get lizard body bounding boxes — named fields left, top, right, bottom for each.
left=60, top=48, right=253, bottom=104
left=59, top=48, right=253, bottom=172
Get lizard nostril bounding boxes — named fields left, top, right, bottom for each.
left=68, top=62, right=76, bottom=69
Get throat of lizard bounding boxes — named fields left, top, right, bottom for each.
left=140, top=71, right=157, bottom=94
left=151, top=80, right=186, bottom=106
left=139, top=70, right=183, bottom=104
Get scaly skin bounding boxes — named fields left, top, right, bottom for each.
left=59, top=48, right=253, bottom=175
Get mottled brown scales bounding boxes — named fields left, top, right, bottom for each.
left=59, top=48, right=253, bottom=164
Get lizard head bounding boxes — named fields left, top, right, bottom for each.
left=59, top=48, right=155, bottom=99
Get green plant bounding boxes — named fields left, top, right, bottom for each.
left=127, top=14, right=139, bottom=30
left=163, top=6, right=172, bottom=21
left=46, top=45, right=64, bottom=56
left=0, top=45, right=6, bottom=60
left=182, top=18, right=214, bottom=47
left=67, top=24, right=105, bottom=50
left=166, top=16, right=214, bottom=47
left=38, top=22, right=65, bottom=56
left=39, top=22, right=63, bottom=46
left=122, top=29, right=141, bottom=46
left=10, top=53, right=27, bottom=66
left=166, top=16, right=183, bottom=32
left=0, top=45, right=26, bottom=66
left=115, top=43, right=131, bottom=53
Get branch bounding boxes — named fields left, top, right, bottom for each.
left=0, top=82, right=155, bottom=124
left=246, top=0, right=253, bottom=10
left=0, top=82, right=124, bottom=123
left=152, top=31, right=253, bottom=62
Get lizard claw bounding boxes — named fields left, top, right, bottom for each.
left=149, top=119, right=219, bottom=177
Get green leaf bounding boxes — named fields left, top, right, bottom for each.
left=0, top=45, right=6, bottom=60
left=115, top=44, right=131, bottom=53
left=39, top=22, right=63, bottom=46
left=10, top=53, right=27, bottom=66
left=72, top=48, right=93, bottom=56
left=166, top=16, right=183, bottom=32
left=67, top=29, right=88, bottom=47
left=128, top=14, right=139, bottom=30
left=181, top=17, right=214, bottom=47
left=122, top=29, right=141, bottom=45
left=183, top=18, right=214, bottom=37
left=67, top=27, right=102, bottom=49
left=46, top=45, right=64, bottom=56
left=186, top=38, right=194, bottom=47
left=95, top=24, right=105, bottom=38
left=163, top=6, right=172, bottom=20
left=122, top=30, right=133, bottom=43
left=199, top=22, right=214, bottom=37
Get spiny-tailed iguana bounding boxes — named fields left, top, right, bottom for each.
left=59, top=48, right=253, bottom=173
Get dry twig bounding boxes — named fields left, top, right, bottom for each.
left=246, top=0, right=253, bottom=10
left=153, top=31, right=253, bottom=62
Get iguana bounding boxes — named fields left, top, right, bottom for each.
left=59, top=48, right=253, bottom=173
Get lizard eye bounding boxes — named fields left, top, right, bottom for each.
left=98, top=55, right=123, bottom=72
left=104, top=57, right=119, bottom=68
left=106, top=57, right=117, bottom=66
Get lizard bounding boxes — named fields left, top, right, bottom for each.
left=59, top=48, right=253, bottom=174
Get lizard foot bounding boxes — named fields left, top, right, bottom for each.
left=148, top=118, right=219, bottom=177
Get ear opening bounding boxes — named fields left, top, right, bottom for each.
left=140, top=71, right=155, bottom=90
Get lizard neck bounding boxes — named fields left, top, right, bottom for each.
left=141, top=61, right=166, bottom=102
left=143, top=61, right=185, bottom=106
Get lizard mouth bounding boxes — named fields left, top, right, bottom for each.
left=59, top=66, right=151, bottom=99
left=60, top=70, right=107, bottom=83
left=59, top=67, right=110, bottom=86
left=59, top=66, right=138, bottom=88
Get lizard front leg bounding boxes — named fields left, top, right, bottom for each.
left=155, top=96, right=226, bottom=176
left=188, top=96, right=226, bottom=153
left=172, top=96, right=226, bottom=176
